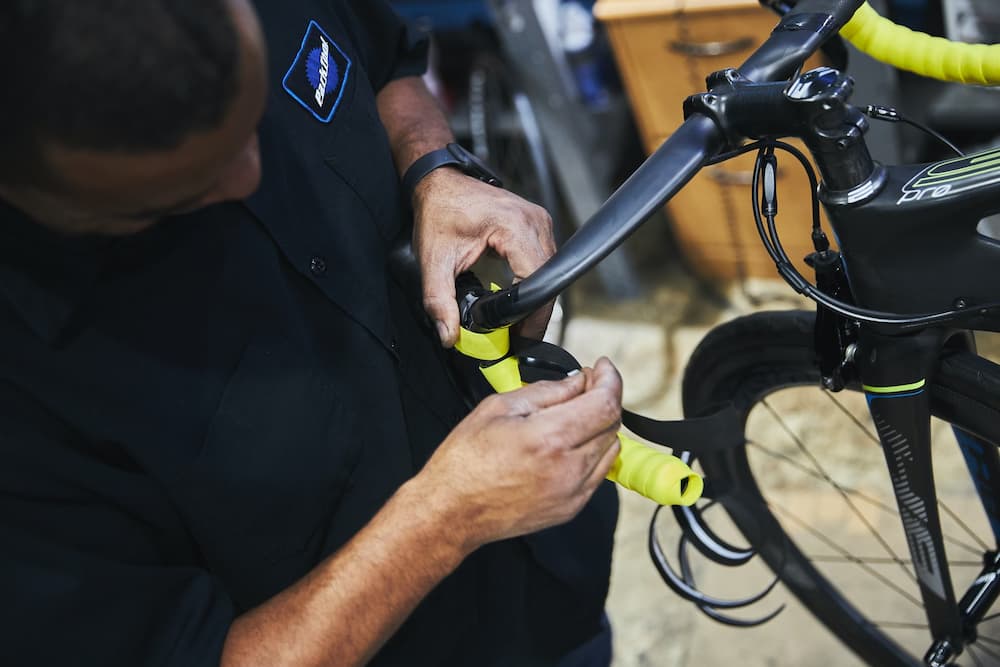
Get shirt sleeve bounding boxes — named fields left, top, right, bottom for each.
left=0, top=416, right=234, bottom=666
left=1, top=533, right=234, bottom=667
left=343, top=0, right=429, bottom=91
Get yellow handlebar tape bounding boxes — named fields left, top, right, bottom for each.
left=608, top=433, right=703, bottom=507
left=455, top=324, right=703, bottom=507
left=455, top=325, right=511, bottom=362
left=842, top=2, right=1000, bottom=85
left=480, top=357, right=523, bottom=394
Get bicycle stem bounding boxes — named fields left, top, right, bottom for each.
left=463, top=0, right=864, bottom=332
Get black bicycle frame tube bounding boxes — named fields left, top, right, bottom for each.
left=952, top=428, right=1000, bottom=547
left=857, top=329, right=965, bottom=652
left=464, top=0, right=864, bottom=331
left=821, top=149, right=1000, bottom=329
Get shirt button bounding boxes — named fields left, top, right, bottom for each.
left=310, top=256, right=327, bottom=276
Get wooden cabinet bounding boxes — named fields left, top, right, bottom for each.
left=595, top=0, right=827, bottom=279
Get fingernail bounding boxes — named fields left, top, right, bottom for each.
left=436, top=321, right=450, bottom=343
left=566, top=369, right=581, bottom=377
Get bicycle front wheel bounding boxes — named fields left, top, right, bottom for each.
left=682, top=310, right=1000, bottom=666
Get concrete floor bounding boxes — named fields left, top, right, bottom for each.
left=560, top=266, right=1000, bottom=667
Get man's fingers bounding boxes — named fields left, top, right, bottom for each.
left=590, top=357, right=623, bottom=397
left=582, top=434, right=622, bottom=490
left=498, top=223, right=555, bottom=341
left=531, top=387, right=621, bottom=454
left=536, top=357, right=622, bottom=444
left=571, top=423, right=621, bottom=478
left=500, top=228, right=551, bottom=285
left=421, top=256, right=461, bottom=347
left=500, top=373, right=587, bottom=416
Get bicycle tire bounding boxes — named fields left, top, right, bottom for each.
left=682, top=310, right=1000, bottom=666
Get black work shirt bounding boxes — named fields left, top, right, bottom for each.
left=0, top=2, right=618, bottom=665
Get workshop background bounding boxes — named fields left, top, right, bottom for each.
left=390, top=1, right=1000, bottom=664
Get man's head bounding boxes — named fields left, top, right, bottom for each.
left=0, top=0, right=268, bottom=234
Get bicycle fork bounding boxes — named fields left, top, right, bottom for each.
left=857, top=329, right=994, bottom=665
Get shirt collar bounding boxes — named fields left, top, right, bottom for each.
left=0, top=197, right=110, bottom=343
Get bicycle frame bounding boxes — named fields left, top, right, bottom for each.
left=847, top=323, right=1000, bottom=661
left=680, top=63, right=1000, bottom=660
left=680, top=67, right=1000, bottom=662
left=830, top=148, right=1000, bottom=321
left=453, top=0, right=1000, bottom=660
left=810, top=146, right=1000, bottom=661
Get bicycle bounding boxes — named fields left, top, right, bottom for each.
left=446, top=1, right=1000, bottom=664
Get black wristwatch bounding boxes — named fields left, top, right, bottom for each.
left=401, top=143, right=503, bottom=204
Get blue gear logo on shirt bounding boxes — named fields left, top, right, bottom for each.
left=283, top=21, right=351, bottom=123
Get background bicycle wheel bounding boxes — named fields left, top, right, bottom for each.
left=562, top=275, right=1000, bottom=667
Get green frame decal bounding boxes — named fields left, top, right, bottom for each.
left=863, top=379, right=927, bottom=394
left=898, top=146, right=1000, bottom=205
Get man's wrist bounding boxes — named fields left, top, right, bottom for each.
left=409, top=165, right=466, bottom=205
left=395, top=475, right=480, bottom=560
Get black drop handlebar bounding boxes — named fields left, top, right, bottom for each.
left=462, top=0, right=864, bottom=332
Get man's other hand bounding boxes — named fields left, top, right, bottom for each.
left=416, top=357, right=623, bottom=550
left=412, top=168, right=556, bottom=347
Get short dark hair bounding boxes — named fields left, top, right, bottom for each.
left=0, top=1, right=241, bottom=185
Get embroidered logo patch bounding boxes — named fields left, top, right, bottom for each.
left=282, top=21, right=351, bottom=123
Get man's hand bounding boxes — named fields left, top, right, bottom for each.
left=412, top=167, right=557, bottom=347
left=415, top=357, right=623, bottom=549
left=376, top=76, right=556, bottom=347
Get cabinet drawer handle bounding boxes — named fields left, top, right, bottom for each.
left=708, top=168, right=755, bottom=186
left=667, top=36, right=755, bottom=57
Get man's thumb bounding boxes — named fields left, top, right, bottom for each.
left=422, top=269, right=460, bottom=347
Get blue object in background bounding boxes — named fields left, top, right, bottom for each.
left=390, top=0, right=493, bottom=30
left=889, top=0, right=930, bottom=31
left=560, top=0, right=611, bottom=109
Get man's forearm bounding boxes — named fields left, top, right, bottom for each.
left=220, top=478, right=471, bottom=667
left=376, top=76, right=454, bottom=177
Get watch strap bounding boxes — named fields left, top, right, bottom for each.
left=401, top=143, right=503, bottom=205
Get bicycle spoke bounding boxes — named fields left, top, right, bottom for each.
left=810, top=555, right=916, bottom=565
left=970, top=640, right=1000, bottom=663
left=823, top=391, right=989, bottom=551
left=771, top=503, right=924, bottom=608
left=976, top=636, right=1000, bottom=648
left=761, top=398, right=918, bottom=584
left=983, top=612, right=1000, bottom=623
left=967, top=644, right=986, bottom=667
left=939, top=501, right=992, bottom=553
left=749, top=440, right=902, bottom=519
left=871, top=620, right=928, bottom=630
left=810, top=555, right=984, bottom=567
left=748, top=439, right=985, bottom=557
left=747, top=414, right=988, bottom=562
left=821, top=393, right=989, bottom=555
left=823, top=392, right=880, bottom=444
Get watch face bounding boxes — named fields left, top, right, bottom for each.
left=448, top=143, right=502, bottom=186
